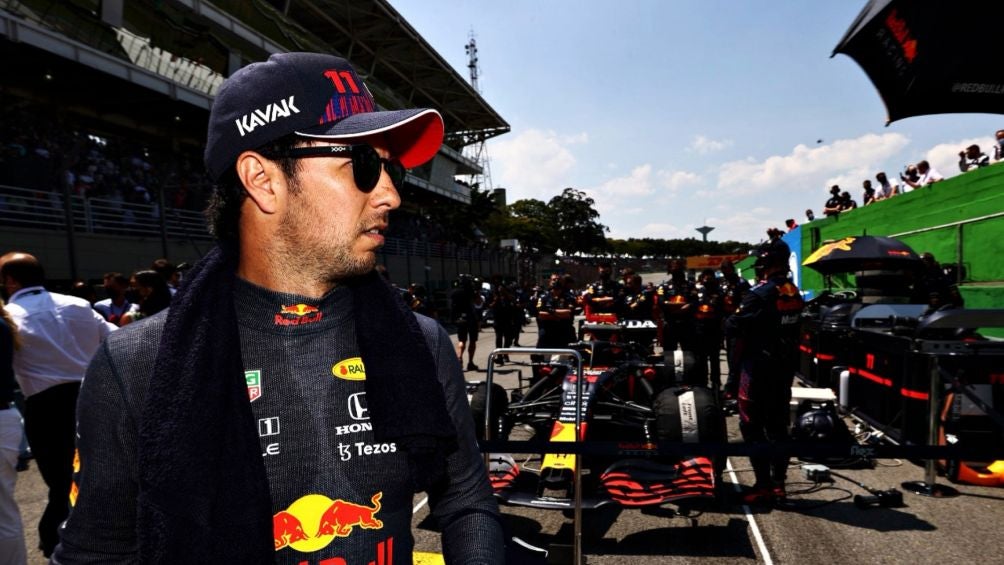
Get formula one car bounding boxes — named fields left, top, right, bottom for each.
left=470, top=316, right=725, bottom=511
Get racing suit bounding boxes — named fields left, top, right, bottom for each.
left=725, top=273, right=803, bottom=490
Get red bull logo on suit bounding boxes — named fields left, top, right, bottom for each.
left=273, top=492, right=383, bottom=553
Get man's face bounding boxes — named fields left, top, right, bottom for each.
left=274, top=137, right=401, bottom=283
left=918, top=162, right=929, bottom=174
left=598, top=265, right=611, bottom=280
left=966, top=146, right=980, bottom=159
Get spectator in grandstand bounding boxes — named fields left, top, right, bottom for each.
left=93, top=272, right=135, bottom=326
left=119, top=270, right=172, bottom=326
left=899, top=164, right=920, bottom=192
left=995, top=130, right=1004, bottom=161
left=862, top=180, right=877, bottom=206
left=0, top=300, right=28, bottom=564
left=784, top=218, right=798, bottom=232
left=839, top=190, right=858, bottom=211
left=902, top=160, right=943, bottom=189
left=54, top=52, right=503, bottom=564
left=822, top=185, right=843, bottom=217
left=958, top=144, right=990, bottom=172
left=875, top=171, right=899, bottom=200
left=0, top=252, right=115, bottom=557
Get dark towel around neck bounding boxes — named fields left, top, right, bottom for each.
left=137, top=244, right=457, bottom=562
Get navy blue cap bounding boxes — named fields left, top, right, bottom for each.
left=205, top=52, right=444, bottom=181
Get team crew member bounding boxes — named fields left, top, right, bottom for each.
left=450, top=275, right=484, bottom=371
left=620, top=274, right=654, bottom=322
left=692, top=268, right=724, bottom=391
left=54, top=53, right=504, bottom=564
left=535, top=276, right=578, bottom=351
left=719, top=259, right=751, bottom=400
left=580, top=261, right=622, bottom=318
left=725, top=240, right=804, bottom=504
left=655, top=259, right=695, bottom=355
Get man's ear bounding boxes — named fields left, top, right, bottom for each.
left=236, top=151, right=283, bottom=214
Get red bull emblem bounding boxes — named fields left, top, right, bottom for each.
left=803, top=237, right=855, bottom=265
left=273, top=510, right=309, bottom=550
left=273, top=492, right=384, bottom=553
left=884, top=9, right=917, bottom=64
left=275, top=303, right=323, bottom=326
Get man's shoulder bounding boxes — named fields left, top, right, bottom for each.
left=104, top=309, right=168, bottom=358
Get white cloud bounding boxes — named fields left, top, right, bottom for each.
left=717, top=133, right=911, bottom=195
left=690, top=135, right=733, bottom=154
left=595, top=164, right=656, bottom=197
left=658, top=170, right=701, bottom=191
left=490, top=128, right=586, bottom=201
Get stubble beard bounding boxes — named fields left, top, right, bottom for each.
left=275, top=200, right=377, bottom=288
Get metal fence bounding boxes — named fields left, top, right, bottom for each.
left=0, top=184, right=521, bottom=266
left=0, top=184, right=213, bottom=240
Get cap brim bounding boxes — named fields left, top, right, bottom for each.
left=295, top=109, right=444, bottom=168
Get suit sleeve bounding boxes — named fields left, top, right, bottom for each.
left=51, top=340, right=139, bottom=564
left=420, top=316, right=506, bottom=564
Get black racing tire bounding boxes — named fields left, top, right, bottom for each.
left=653, top=386, right=727, bottom=481
left=470, top=382, right=509, bottom=441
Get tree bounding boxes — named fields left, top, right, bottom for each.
left=548, top=188, right=608, bottom=254
left=504, top=198, right=557, bottom=254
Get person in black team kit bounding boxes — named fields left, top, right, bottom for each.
left=655, top=259, right=695, bottom=356
left=580, top=261, right=622, bottom=319
left=54, top=53, right=504, bottom=563
left=692, top=268, right=724, bottom=391
left=535, top=275, right=578, bottom=351
left=450, top=275, right=484, bottom=371
left=725, top=239, right=803, bottom=505
left=719, top=259, right=751, bottom=401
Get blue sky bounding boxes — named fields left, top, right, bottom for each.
left=392, top=1, right=1001, bottom=244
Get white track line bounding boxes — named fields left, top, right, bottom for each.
left=726, top=458, right=774, bottom=565
left=413, top=495, right=429, bottom=514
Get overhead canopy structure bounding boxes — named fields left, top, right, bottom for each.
left=833, top=0, right=1004, bottom=124
left=1, top=0, right=509, bottom=153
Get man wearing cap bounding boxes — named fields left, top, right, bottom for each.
left=821, top=185, right=842, bottom=217
left=55, top=53, right=504, bottom=564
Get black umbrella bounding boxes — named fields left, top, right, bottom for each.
left=833, top=0, right=1004, bottom=124
left=803, top=235, right=922, bottom=275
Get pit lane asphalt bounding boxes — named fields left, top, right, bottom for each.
left=13, top=276, right=1004, bottom=563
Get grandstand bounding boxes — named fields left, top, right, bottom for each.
left=0, top=0, right=514, bottom=292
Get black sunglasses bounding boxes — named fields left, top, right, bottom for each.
left=261, top=144, right=405, bottom=192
